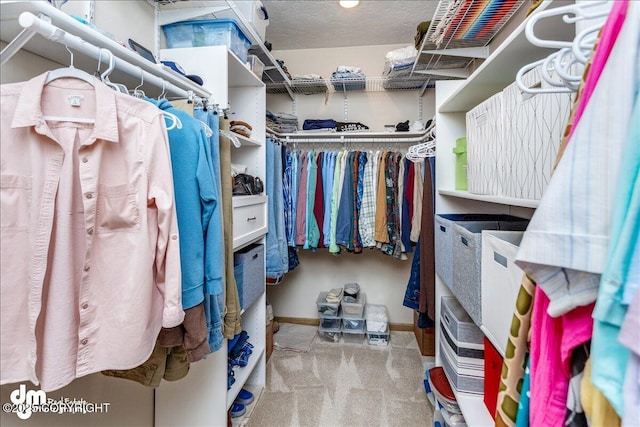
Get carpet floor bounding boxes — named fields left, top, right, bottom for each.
left=244, top=327, right=434, bottom=427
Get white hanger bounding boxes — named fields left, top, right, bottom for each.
left=130, top=68, right=146, bottom=99
left=525, top=1, right=610, bottom=49
left=163, top=111, right=181, bottom=131
left=42, top=44, right=96, bottom=124
left=44, top=44, right=94, bottom=86
left=98, top=48, right=122, bottom=92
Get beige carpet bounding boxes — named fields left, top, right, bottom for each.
left=245, top=328, right=434, bottom=427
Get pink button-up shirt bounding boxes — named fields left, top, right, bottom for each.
left=0, top=73, right=184, bottom=392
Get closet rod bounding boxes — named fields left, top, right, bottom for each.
left=16, top=11, right=211, bottom=100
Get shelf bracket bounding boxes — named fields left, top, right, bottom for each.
left=421, top=46, right=490, bottom=59
left=0, top=13, right=50, bottom=67
left=414, top=68, right=470, bottom=79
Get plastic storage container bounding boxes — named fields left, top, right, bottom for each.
left=366, top=304, right=388, bottom=333
left=341, top=293, right=366, bottom=318
left=342, top=329, right=365, bottom=344
left=428, top=366, right=462, bottom=415
left=318, top=325, right=341, bottom=343
left=319, top=317, right=341, bottom=330
left=247, top=54, right=264, bottom=79
left=367, top=327, right=389, bottom=346
left=162, top=19, right=251, bottom=62
left=342, top=317, right=365, bottom=332
left=316, top=291, right=341, bottom=317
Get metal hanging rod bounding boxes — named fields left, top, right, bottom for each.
left=9, top=11, right=212, bottom=100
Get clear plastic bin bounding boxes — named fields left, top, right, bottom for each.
left=318, top=325, right=341, bottom=343
left=367, top=328, right=389, bottom=346
left=342, top=317, right=365, bottom=332
left=320, top=317, right=341, bottom=330
left=162, top=19, right=251, bottom=62
left=342, top=330, right=365, bottom=344
left=342, top=293, right=366, bottom=318
left=317, top=292, right=341, bottom=317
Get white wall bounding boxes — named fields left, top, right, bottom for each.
left=265, top=45, right=435, bottom=325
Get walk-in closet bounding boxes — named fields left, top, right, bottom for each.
left=0, top=1, right=637, bottom=426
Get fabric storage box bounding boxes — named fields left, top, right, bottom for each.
left=316, top=292, right=341, bottom=316
left=466, top=92, right=504, bottom=195
left=162, top=19, right=251, bottom=62
left=342, top=330, right=365, bottom=344
left=502, top=65, right=573, bottom=200
left=342, top=317, right=365, bottom=332
left=233, top=243, right=264, bottom=310
left=440, top=296, right=484, bottom=394
left=342, top=293, right=366, bottom=318
left=481, top=230, right=525, bottom=356
left=452, top=217, right=528, bottom=325
left=318, top=325, right=341, bottom=343
left=434, top=214, right=524, bottom=292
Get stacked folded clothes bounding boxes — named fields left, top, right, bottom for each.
left=230, top=120, right=253, bottom=138
left=266, top=110, right=299, bottom=133
left=325, top=287, right=344, bottom=304
left=343, top=282, right=360, bottom=303
left=332, top=65, right=366, bottom=91
left=303, top=119, right=337, bottom=131
left=228, top=331, right=254, bottom=389
left=336, top=122, right=369, bottom=132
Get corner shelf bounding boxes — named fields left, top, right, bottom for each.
left=438, top=189, right=539, bottom=209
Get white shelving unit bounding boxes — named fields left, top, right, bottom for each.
left=433, top=1, right=575, bottom=425
left=157, top=43, right=267, bottom=427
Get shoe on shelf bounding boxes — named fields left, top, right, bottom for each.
left=236, top=388, right=254, bottom=405
left=230, top=402, right=246, bottom=418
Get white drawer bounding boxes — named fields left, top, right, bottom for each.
left=232, top=195, right=268, bottom=250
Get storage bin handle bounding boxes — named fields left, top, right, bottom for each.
left=440, top=225, right=446, bottom=232
left=443, top=313, right=451, bottom=326
left=252, top=253, right=259, bottom=260
left=493, top=251, right=508, bottom=268
left=246, top=216, right=256, bottom=221
left=460, top=236, right=469, bottom=247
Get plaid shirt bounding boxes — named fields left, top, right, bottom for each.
left=359, top=151, right=376, bottom=247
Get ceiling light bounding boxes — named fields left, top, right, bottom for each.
left=339, top=1, right=359, bottom=8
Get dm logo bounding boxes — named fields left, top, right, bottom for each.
left=10, top=384, right=46, bottom=420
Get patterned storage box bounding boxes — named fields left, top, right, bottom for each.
left=466, top=92, right=504, bottom=195
left=502, top=65, right=573, bottom=200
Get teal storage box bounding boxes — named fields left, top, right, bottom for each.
left=453, top=137, right=468, bottom=191
left=162, top=19, right=251, bottom=62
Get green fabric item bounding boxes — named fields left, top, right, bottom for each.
left=414, top=20, right=432, bottom=49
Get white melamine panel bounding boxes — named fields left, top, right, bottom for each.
left=93, top=1, right=156, bottom=51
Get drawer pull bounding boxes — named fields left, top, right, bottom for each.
left=252, top=253, right=259, bottom=260
left=246, top=216, right=257, bottom=221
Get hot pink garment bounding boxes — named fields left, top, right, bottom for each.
left=568, top=0, right=629, bottom=141
left=529, top=287, right=595, bottom=426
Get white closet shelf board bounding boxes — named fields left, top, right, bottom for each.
left=235, top=133, right=262, bottom=147
left=160, top=45, right=263, bottom=108
left=438, top=0, right=574, bottom=113
left=450, top=388, right=494, bottom=427
left=226, top=346, right=265, bottom=410
left=438, top=190, right=540, bottom=208
left=277, top=130, right=430, bottom=139
left=0, top=1, right=210, bottom=98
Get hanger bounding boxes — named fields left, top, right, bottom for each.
left=158, top=80, right=167, bottom=100
left=131, top=67, right=145, bottom=99
left=44, top=44, right=94, bottom=86
left=220, top=129, right=241, bottom=148
left=98, top=48, right=121, bottom=92
left=525, top=1, right=610, bottom=49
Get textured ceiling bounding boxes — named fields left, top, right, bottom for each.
left=261, top=1, right=438, bottom=50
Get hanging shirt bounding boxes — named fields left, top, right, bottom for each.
left=0, top=74, right=184, bottom=391
left=359, top=150, right=376, bottom=248
left=295, top=152, right=308, bottom=246
left=410, top=161, right=423, bottom=242
left=515, top=1, right=640, bottom=317
left=329, top=150, right=345, bottom=253
left=314, top=152, right=325, bottom=246
left=374, top=151, right=389, bottom=243
left=323, top=151, right=336, bottom=247
left=305, top=152, right=320, bottom=249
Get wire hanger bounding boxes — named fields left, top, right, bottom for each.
left=44, top=44, right=94, bottom=86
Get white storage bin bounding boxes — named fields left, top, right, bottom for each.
left=465, top=92, right=504, bottom=196
left=502, top=65, right=573, bottom=200
left=216, top=1, right=270, bottom=41
left=481, top=231, right=525, bottom=356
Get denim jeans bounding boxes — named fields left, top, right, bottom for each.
left=266, top=139, right=286, bottom=280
